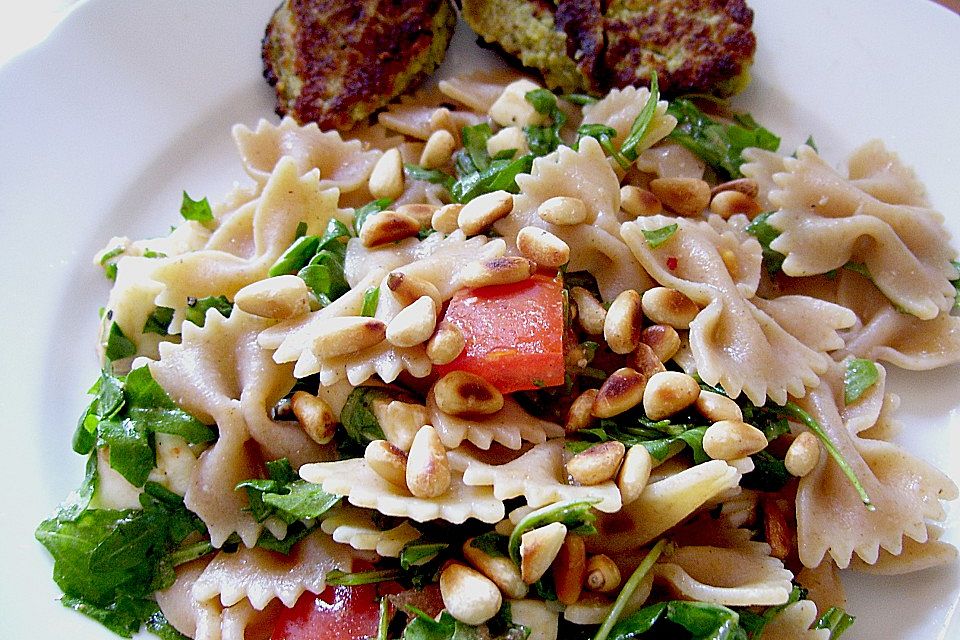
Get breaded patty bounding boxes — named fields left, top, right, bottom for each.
left=462, top=0, right=756, bottom=97
left=263, top=0, right=456, bottom=130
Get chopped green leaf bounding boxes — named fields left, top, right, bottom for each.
left=576, top=124, right=629, bottom=168
left=843, top=358, right=880, bottom=405
left=325, top=568, right=403, bottom=586
left=142, top=306, right=175, bottom=336
left=99, top=246, right=124, bottom=281
left=361, top=286, right=381, bottom=317
left=563, top=93, right=599, bottom=106
left=741, top=450, right=791, bottom=492
left=508, top=499, right=598, bottom=566
left=268, top=234, right=321, bottom=277
left=103, top=321, right=137, bottom=362
left=98, top=418, right=154, bottom=487
left=405, top=163, right=455, bottom=191
left=400, top=541, right=448, bottom=570
left=641, top=224, right=678, bottom=249
left=339, top=387, right=390, bottom=448
left=470, top=532, right=509, bottom=558
left=595, top=539, right=669, bottom=640
left=814, top=607, right=855, bottom=639
left=237, top=457, right=339, bottom=525
left=745, top=212, right=786, bottom=275
left=179, top=191, right=214, bottom=225
left=523, top=88, right=567, bottom=157
left=184, top=295, right=232, bottom=327
left=620, top=72, right=660, bottom=161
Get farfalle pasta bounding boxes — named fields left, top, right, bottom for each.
left=38, top=70, right=958, bottom=640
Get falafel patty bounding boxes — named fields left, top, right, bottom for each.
left=462, top=0, right=757, bottom=97
left=263, top=0, right=456, bottom=130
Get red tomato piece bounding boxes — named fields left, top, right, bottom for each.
left=271, top=580, right=403, bottom=640
left=436, top=274, right=566, bottom=393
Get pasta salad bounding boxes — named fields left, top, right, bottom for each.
left=36, top=71, right=960, bottom=640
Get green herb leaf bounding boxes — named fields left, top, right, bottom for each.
left=405, top=163, right=456, bottom=191
left=340, top=387, right=391, bottom=448
left=620, top=72, right=660, bottom=161
left=508, top=499, right=598, bottom=566
left=99, top=246, right=124, bottom=281
left=142, top=306, right=175, bottom=336
left=123, top=366, right=216, bottom=444
left=184, top=295, right=232, bottom=328
left=744, top=212, right=786, bottom=275
left=563, top=93, right=599, bottom=106
left=523, top=88, right=567, bottom=157
left=269, top=235, right=321, bottom=277
left=843, top=358, right=880, bottom=405
left=741, top=450, right=791, bottom=492
left=97, top=418, right=154, bottom=487
left=470, top=532, right=509, bottom=558
left=61, top=595, right=161, bottom=639
left=354, top=198, right=394, bottom=235
left=641, top=224, right=678, bottom=249
left=179, top=191, right=214, bottom=224
left=237, top=458, right=339, bottom=525
left=814, top=607, right=855, bottom=639
left=950, top=260, right=960, bottom=311
left=104, top=321, right=137, bottom=362
left=400, top=541, right=449, bottom=570
left=595, top=539, right=669, bottom=640
left=361, top=286, right=381, bottom=317
left=326, top=568, right=404, bottom=586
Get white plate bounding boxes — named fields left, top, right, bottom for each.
left=1, top=0, right=958, bottom=637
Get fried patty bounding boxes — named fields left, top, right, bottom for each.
left=263, top=0, right=456, bottom=130
left=462, top=0, right=756, bottom=97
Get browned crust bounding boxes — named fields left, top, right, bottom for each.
left=555, top=0, right=605, bottom=93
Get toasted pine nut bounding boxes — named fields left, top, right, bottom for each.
left=290, top=391, right=338, bottom=445
left=488, top=78, right=548, bottom=127
left=312, top=317, right=387, bottom=357
left=642, top=371, right=701, bottom=420
left=709, top=190, right=762, bottom=219
left=234, top=275, right=311, bottom=320
left=592, top=367, right=647, bottom=418
left=517, top=226, right=570, bottom=267
left=617, top=445, right=653, bottom=505
left=386, top=296, right=437, bottom=348
left=553, top=534, right=586, bottom=605
left=641, top=287, right=699, bottom=330
left=710, top=178, right=759, bottom=199
left=405, top=425, right=451, bottom=498
left=364, top=440, right=408, bottom=488
left=640, top=324, right=681, bottom=362
left=463, top=538, right=528, bottom=599
left=570, top=287, right=606, bottom=335
left=386, top=271, right=442, bottom=310
left=440, top=563, right=503, bottom=626
left=359, top=210, right=421, bottom=247
left=432, top=203, right=463, bottom=234
left=619, top=185, right=662, bottom=218
left=566, top=441, right=625, bottom=486
left=565, top=388, right=598, bottom=433
left=395, top=203, right=439, bottom=227
left=604, top=289, right=643, bottom=354
left=419, top=129, right=456, bottom=169
left=584, top=554, right=621, bottom=593
left=762, top=498, right=793, bottom=560
left=373, top=400, right=428, bottom=452
left=649, top=177, right=711, bottom=217
left=702, top=420, right=769, bottom=460
left=520, top=522, right=567, bottom=584
left=537, top=196, right=588, bottom=226
left=433, top=371, right=504, bottom=416
left=458, top=190, right=514, bottom=236
left=785, top=431, right=821, bottom=477
left=368, top=147, right=405, bottom=200
left=486, top=125, right=529, bottom=158
left=695, top=390, right=743, bottom=423
left=630, top=342, right=666, bottom=378
left=426, top=322, right=466, bottom=366
left=458, top=256, right=536, bottom=289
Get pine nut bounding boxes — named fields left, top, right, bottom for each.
left=458, top=190, right=514, bottom=236
left=386, top=296, right=437, bottom=347
left=604, top=289, right=643, bottom=354
left=364, top=440, right=408, bottom=488
left=373, top=400, right=428, bottom=452
left=368, top=147, right=405, bottom=200
left=405, top=425, right=451, bottom=498
left=570, top=287, right=606, bottom=335
left=463, top=538, right=529, bottom=599
left=359, top=210, right=421, bottom=247
left=395, top=203, right=439, bottom=228
left=619, top=185, right=662, bottom=218
left=290, top=391, right=338, bottom=445
left=641, top=287, right=699, bottom=330
left=710, top=178, right=759, bottom=199
left=520, top=522, right=567, bottom=584
left=419, top=129, right=456, bottom=169
left=537, top=196, right=588, bottom=226
left=433, top=371, right=504, bottom=416
left=565, top=388, right=598, bottom=433
left=426, top=322, right=466, bottom=366
left=517, top=226, right=570, bottom=267
left=458, top=256, right=536, bottom=289
left=486, top=125, right=529, bottom=158
left=784, top=431, right=821, bottom=477
left=234, top=275, right=311, bottom=320
left=642, top=371, right=701, bottom=420
left=617, top=445, right=653, bottom=505
left=695, top=390, right=743, bottom=423
left=440, top=563, right=503, bottom=626
left=709, top=190, right=762, bottom=219
left=702, top=420, right=769, bottom=460
left=630, top=342, right=666, bottom=378
left=312, top=317, right=387, bottom=357
left=488, top=78, right=548, bottom=127
left=584, top=554, right=621, bottom=593
left=649, top=177, right=711, bottom=217
left=553, top=534, right=586, bottom=606
left=432, top=203, right=463, bottom=234
left=592, top=367, right=647, bottom=418
left=566, top=441, right=625, bottom=486
left=386, top=272, right=442, bottom=310
left=640, top=324, right=681, bottom=362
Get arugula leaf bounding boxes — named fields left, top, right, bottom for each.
left=523, top=88, right=567, bottom=157
left=99, top=246, right=125, bottom=281
left=354, top=198, right=394, bottom=235
left=361, top=286, right=381, bottom=317
left=104, top=320, right=137, bottom=362
left=606, top=599, right=744, bottom=640
left=400, top=541, right=449, bottom=570
left=451, top=154, right=533, bottom=203
left=666, top=98, right=780, bottom=179
left=57, top=453, right=99, bottom=521
left=98, top=418, right=154, bottom=486
left=843, top=358, right=880, bottom=405
left=124, top=366, right=216, bottom=443
left=236, top=457, right=339, bottom=525
left=340, top=387, right=390, bottom=448
left=298, top=222, right=351, bottom=306
left=142, top=306, right=175, bottom=336
left=268, top=234, right=321, bottom=277
left=61, top=595, right=162, bottom=639
left=471, top=531, right=510, bottom=558
left=744, top=212, right=786, bottom=275
left=405, top=163, right=456, bottom=191
left=576, top=124, right=629, bottom=168
left=179, top=191, right=214, bottom=224
left=326, top=568, right=404, bottom=586
left=563, top=93, right=599, bottom=105
left=620, top=72, right=660, bottom=161
left=508, top=499, right=598, bottom=566
left=254, top=523, right=316, bottom=554
left=184, top=295, right=232, bottom=327
left=595, top=539, right=669, bottom=640
left=567, top=415, right=709, bottom=465
left=740, top=450, right=791, bottom=493
left=814, top=607, right=855, bottom=639
left=641, top=224, right=678, bottom=249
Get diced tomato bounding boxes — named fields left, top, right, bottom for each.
left=271, top=580, right=403, bottom=640
left=436, top=274, right=566, bottom=393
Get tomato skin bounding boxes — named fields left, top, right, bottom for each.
left=436, top=274, right=566, bottom=393
left=271, top=581, right=402, bottom=640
